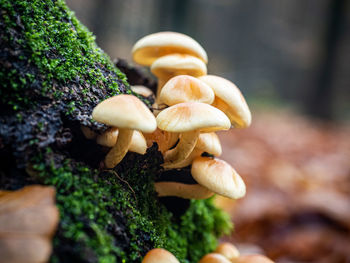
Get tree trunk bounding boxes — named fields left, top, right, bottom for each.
left=0, top=1, right=231, bottom=262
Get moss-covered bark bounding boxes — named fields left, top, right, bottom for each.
left=0, top=0, right=232, bottom=262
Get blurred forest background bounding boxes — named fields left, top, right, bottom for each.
left=66, top=1, right=350, bottom=262
left=66, top=0, right=350, bottom=121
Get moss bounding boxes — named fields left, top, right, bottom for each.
left=0, top=0, right=129, bottom=112
left=31, top=147, right=232, bottom=263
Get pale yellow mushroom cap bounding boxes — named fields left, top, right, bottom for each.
left=97, top=128, right=147, bottom=155
left=131, top=85, right=155, bottom=98
left=132, top=31, right=208, bottom=66
left=155, top=182, right=214, bottom=199
left=199, top=75, right=252, bottom=128
left=151, top=54, right=207, bottom=80
left=156, top=102, right=230, bottom=133
left=196, top=132, right=222, bottom=156
left=92, top=95, right=157, bottom=133
left=142, top=248, right=179, bottom=263
left=160, top=75, right=214, bottom=106
left=198, top=253, right=232, bottom=263
left=215, top=243, right=240, bottom=260
left=191, top=157, right=246, bottom=199
left=234, top=255, right=275, bottom=263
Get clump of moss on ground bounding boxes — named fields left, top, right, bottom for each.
left=32, top=147, right=232, bottom=263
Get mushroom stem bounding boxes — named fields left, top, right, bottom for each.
left=163, top=148, right=202, bottom=169
left=155, top=78, right=168, bottom=104
left=163, top=130, right=199, bottom=165
left=105, top=128, right=133, bottom=168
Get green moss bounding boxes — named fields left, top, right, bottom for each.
left=31, top=148, right=232, bottom=263
left=0, top=0, right=129, bottom=111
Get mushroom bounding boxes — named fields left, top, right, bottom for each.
left=198, top=253, right=232, bottom=263
left=233, top=255, right=275, bottom=263
left=159, top=75, right=214, bottom=106
left=163, top=132, right=222, bottom=169
left=81, top=126, right=97, bottom=139
left=199, top=75, right=251, bottom=128
left=0, top=185, right=59, bottom=263
left=132, top=31, right=208, bottom=66
left=92, top=94, right=157, bottom=168
left=156, top=102, right=230, bottom=166
left=155, top=169, right=213, bottom=200
left=215, top=242, right=240, bottom=261
left=191, top=157, right=246, bottom=199
left=151, top=54, right=207, bottom=102
left=97, top=128, right=148, bottom=155
left=143, top=128, right=179, bottom=154
left=142, top=248, right=180, bottom=263
left=155, top=182, right=213, bottom=200
left=131, top=85, right=155, bottom=98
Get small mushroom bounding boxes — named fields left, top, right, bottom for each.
left=0, top=185, right=59, bottom=263
left=215, top=242, right=240, bottom=261
left=156, top=102, right=230, bottom=166
left=233, top=255, right=275, bottom=263
left=132, top=31, right=208, bottom=66
left=151, top=54, right=207, bottom=102
left=131, top=85, right=155, bottom=98
left=92, top=95, right=157, bottom=168
left=97, top=128, right=148, bottom=155
left=163, top=132, right=222, bottom=169
left=199, top=75, right=251, bottom=128
left=191, top=157, right=246, bottom=199
left=159, top=75, right=214, bottom=106
left=155, top=182, right=213, bottom=200
left=142, top=248, right=180, bottom=263
left=198, top=253, right=232, bottom=263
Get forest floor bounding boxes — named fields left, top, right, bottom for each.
left=216, top=108, right=350, bottom=263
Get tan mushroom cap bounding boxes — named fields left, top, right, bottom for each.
left=142, top=248, right=179, bottom=263
left=199, top=75, right=251, bottom=128
left=92, top=94, right=157, bottom=133
left=97, top=129, right=147, bottom=155
left=132, top=31, right=208, bottom=66
left=191, top=157, right=246, bottom=199
left=131, top=85, right=155, bottom=98
left=151, top=54, right=207, bottom=80
left=160, top=75, right=214, bottom=106
left=234, top=255, right=275, bottom=263
left=155, top=182, right=214, bottom=199
left=215, top=242, right=240, bottom=260
left=198, top=253, right=232, bottom=263
left=157, top=102, right=230, bottom=133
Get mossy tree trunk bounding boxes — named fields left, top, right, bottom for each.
left=0, top=1, right=232, bottom=262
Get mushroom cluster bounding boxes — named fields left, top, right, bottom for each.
left=131, top=32, right=251, bottom=201
left=142, top=242, right=275, bottom=263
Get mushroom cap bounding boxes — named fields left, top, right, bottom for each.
left=160, top=75, right=214, bottom=105
left=142, top=248, right=179, bottom=263
left=199, top=75, right=251, bottom=128
left=151, top=54, right=207, bottom=80
left=198, top=253, right=232, bottom=263
left=234, top=255, right=275, bottom=263
left=215, top=242, right=240, bottom=260
left=132, top=32, right=208, bottom=66
left=191, top=157, right=246, bottom=199
left=156, top=102, right=230, bottom=133
left=131, top=85, right=155, bottom=98
left=155, top=182, right=214, bottom=199
left=97, top=129, right=147, bottom=155
left=196, top=132, right=222, bottom=156
left=92, top=95, right=157, bottom=133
